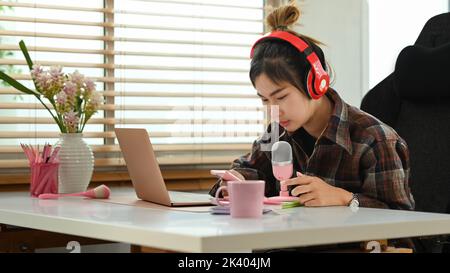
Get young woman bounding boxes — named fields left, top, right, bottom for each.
left=209, top=3, right=414, bottom=210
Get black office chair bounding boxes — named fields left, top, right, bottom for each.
left=395, top=43, right=450, bottom=252
left=361, top=13, right=450, bottom=253
left=361, top=12, right=450, bottom=129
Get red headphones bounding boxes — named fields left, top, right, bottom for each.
left=250, top=31, right=330, bottom=100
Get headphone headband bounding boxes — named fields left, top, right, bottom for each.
left=250, top=31, right=330, bottom=99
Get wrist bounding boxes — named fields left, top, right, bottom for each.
left=340, top=189, right=354, bottom=206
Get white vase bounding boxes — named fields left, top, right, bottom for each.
left=55, top=133, right=94, bottom=193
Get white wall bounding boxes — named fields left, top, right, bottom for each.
left=293, top=0, right=449, bottom=106
left=293, top=0, right=369, bottom=107
left=367, top=0, right=449, bottom=91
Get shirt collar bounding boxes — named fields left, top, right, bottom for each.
left=265, top=89, right=353, bottom=155
left=321, top=88, right=353, bottom=155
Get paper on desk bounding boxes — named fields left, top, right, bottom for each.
left=93, top=195, right=214, bottom=213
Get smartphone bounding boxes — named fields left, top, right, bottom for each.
left=210, top=170, right=244, bottom=181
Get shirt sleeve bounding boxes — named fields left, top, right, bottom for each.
left=359, top=138, right=415, bottom=210
left=208, top=138, right=278, bottom=197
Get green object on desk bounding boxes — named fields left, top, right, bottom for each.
left=281, top=201, right=303, bottom=209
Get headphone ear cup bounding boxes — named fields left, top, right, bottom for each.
left=306, top=70, right=314, bottom=98
left=306, top=69, right=324, bottom=100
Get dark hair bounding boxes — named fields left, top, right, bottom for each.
left=250, top=2, right=329, bottom=98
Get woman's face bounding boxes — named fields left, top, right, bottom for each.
left=255, top=73, right=314, bottom=133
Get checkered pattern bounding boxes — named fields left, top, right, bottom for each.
left=210, top=89, right=415, bottom=210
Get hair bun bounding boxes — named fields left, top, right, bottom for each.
left=266, top=2, right=301, bottom=32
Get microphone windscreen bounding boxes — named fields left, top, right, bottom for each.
left=271, top=141, right=292, bottom=163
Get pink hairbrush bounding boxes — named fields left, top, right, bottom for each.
left=38, top=184, right=111, bottom=200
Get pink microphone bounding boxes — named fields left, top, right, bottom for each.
left=267, top=141, right=299, bottom=203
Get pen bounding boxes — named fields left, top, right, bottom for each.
left=47, top=146, right=60, bottom=163
left=43, top=143, right=48, bottom=163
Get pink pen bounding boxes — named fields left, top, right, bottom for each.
left=31, top=145, right=36, bottom=163
left=42, top=167, right=57, bottom=194
left=25, top=144, right=35, bottom=164
left=34, top=166, right=52, bottom=196
left=44, top=144, right=51, bottom=163
left=29, top=146, right=35, bottom=164
left=47, top=146, right=60, bottom=163
left=42, top=144, right=46, bottom=162
left=21, top=144, right=32, bottom=164
left=34, top=145, right=40, bottom=163
left=26, top=146, right=33, bottom=164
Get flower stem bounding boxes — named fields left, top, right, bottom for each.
left=80, top=114, right=88, bottom=132
left=37, top=97, right=65, bottom=132
left=48, top=97, right=66, bottom=133
left=79, top=99, right=88, bottom=132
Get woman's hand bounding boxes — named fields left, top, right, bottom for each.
left=281, top=174, right=353, bottom=207
left=218, top=170, right=246, bottom=197
left=226, top=170, right=245, bottom=181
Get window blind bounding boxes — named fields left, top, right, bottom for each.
left=0, top=0, right=265, bottom=170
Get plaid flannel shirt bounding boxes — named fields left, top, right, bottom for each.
left=210, top=88, right=415, bottom=210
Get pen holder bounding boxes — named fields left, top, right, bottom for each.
left=30, top=162, right=59, bottom=197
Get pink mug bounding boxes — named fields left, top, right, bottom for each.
left=215, top=180, right=265, bottom=218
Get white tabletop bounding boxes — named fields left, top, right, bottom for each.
left=0, top=189, right=449, bottom=252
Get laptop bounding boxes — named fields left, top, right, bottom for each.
left=115, top=128, right=212, bottom=207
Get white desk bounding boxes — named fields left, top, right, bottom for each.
left=0, top=189, right=449, bottom=252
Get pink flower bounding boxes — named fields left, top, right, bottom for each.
left=49, top=66, right=63, bottom=79
left=85, top=79, right=96, bottom=93
left=27, top=63, right=98, bottom=132
left=35, top=73, right=50, bottom=91
left=69, top=70, right=85, bottom=86
left=31, top=65, right=43, bottom=79
left=64, top=111, right=78, bottom=123
left=56, top=91, right=67, bottom=105
left=63, top=81, right=77, bottom=97
left=64, top=111, right=80, bottom=132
